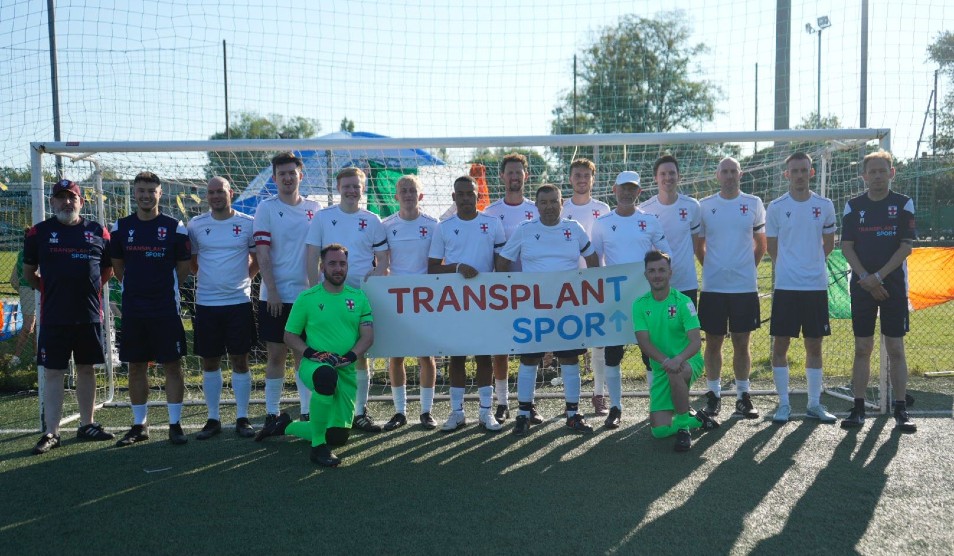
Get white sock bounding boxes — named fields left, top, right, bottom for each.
left=773, top=366, right=790, bottom=405
left=495, top=379, right=509, bottom=406
left=231, top=371, right=251, bottom=419
left=167, top=402, right=182, bottom=425
left=392, top=385, right=407, bottom=414
left=591, top=347, right=606, bottom=396
left=265, top=377, right=283, bottom=415
left=295, top=373, right=311, bottom=415
left=355, top=369, right=370, bottom=413
left=707, top=379, right=721, bottom=398
left=478, top=385, right=493, bottom=415
left=132, top=404, right=148, bottom=426
left=562, top=364, right=581, bottom=404
left=646, top=370, right=655, bottom=390
left=517, top=364, right=537, bottom=414
left=450, top=386, right=465, bottom=413
left=806, top=368, right=823, bottom=406
left=420, top=387, right=434, bottom=413
left=203, top=369, right=222, bottom=420
left=736, top=379, right=750, bottom=398
left=605, top=365, right=623, bottom=408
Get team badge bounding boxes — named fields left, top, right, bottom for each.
left=668, top=305, right=677, bottom=318
left=157, top=226, right=167, bottom=240
left=346, top=299, right=355, bottom=311
left=525, top=211, right=533, bottom=220
left=563, top=229, right=573, bottom=241
left=679, top=208, right=688, bottom=221
left=638, top=220, right=647, bottom=231
left=479, top=223, right=488, bottom=234
left=49, top=231, right=59, bottom=244
left=739, top=204, right=749, bottom=215
left=888, top=205, right=898, bottom=218
left=419, top=226, right=429, bottom=239
left=306, top=209, right=314, bottom=220
left=592, top=210, right=601, bottom=218
left=232, top=224, right=242, bottom=236
left=84, top=231, right=95, bottom=243
left=358, top=218, right=368, bottom=231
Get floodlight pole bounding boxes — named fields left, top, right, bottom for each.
left=46, top=0, right=63, bottom=178
left=817, top=28, right=823, bottom=123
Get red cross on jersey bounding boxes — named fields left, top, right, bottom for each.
left=563, top=228, right=572, bottom=239
left=668, top=305, right=677, bottom=318
left=679, top=208, right=688, bottom=220
left=812, top=207, right=821, bottom=218
left=638, top=220, right=647, bottom=231
left=739, top=204, right=749, bottom=215
left=592, top=210, right=601, bottom=218
left=346, top=299, right=355, bottom=310
left=524, top=211, right=533, bottom=220
left=888, top=206, right=897, bottom=217
left=306, top=210, right=314, bottom=220
left=480, top=223, right=488, bottom=233
left=419, top=226, right=428, bottom=238
left=358, top=219, right=368, bottom=230
left=233, top=225, right=242, bottom=235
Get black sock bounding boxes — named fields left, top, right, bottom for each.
left=854, top=398, right=866, bottom=411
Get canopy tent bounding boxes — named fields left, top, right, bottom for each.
left=232, top=131, right=462, bottom=218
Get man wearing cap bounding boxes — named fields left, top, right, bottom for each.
left=695, top=157, right=767, bottom=419
left=23, top=179, right=115, bottom=454
left=110, top=171, right=193, bottom=446
left=591, top=171, right=671, bottom=428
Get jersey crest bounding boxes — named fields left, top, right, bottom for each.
left=84, top=231, right=94, bottom=243
left=346, top=298, right=355, bottom=311
left=668, top=305, right=677, bottom=318
left=563, top=228, right=573, bottom=241
left=739, top=204, right=749, bottom=215
left=232, top=224, right=243, bottom=236
left=157, top=226, right=167, bottom=240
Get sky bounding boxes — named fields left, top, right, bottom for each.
left=1, top=0, right=951, bottom=175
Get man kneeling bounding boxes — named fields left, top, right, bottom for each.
left=633, top=250, right=719, bottom=452
left=256, top=244, right=374, bottom=467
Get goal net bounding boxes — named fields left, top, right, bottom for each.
left=29, top=129, right=897, bottom=428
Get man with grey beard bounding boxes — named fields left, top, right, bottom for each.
left=23, top=179, right=115, bottom=454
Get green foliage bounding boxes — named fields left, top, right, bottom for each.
left=928, top=31, right=954, bottom=152
left=206, top=112, right=322, bottom=190
left=548, top=11, right=726, bottom=185
left=339, top=117, right=356, bottom=132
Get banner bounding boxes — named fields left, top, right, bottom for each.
left=364, top=263, right=648, bottom=357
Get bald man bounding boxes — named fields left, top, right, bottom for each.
left=187, top=176, right=260, bottom=439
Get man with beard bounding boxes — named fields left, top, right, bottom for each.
left=25, top=179, right=115, bottom=454
left=259, top=244, right=374, bottom=467
left=110, top=172, right=192, bottom=446
left=187, top=177, right=259, bottom=439
left=483, top=153, right=538, bottom=423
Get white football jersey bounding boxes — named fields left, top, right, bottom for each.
left=428, top=212, right=505, bottom=273
left=305, top=205, right=388, bottom=289
left=188, top=211, right=255, bottom=306
left=252, top=196, right=321, bottom=302
left=639, top=194, right=702, bottom=292
left=562, top=198, right=611, bottom=269
left=698, top=192, right=766, bottom=293
left=766, top=192, right=836, bottom=291
left=591, top=208, right=671, bottom=267
left=499, top=218, right=594, bottom=273
left=484, top=198, right=538, bottom=271
left=383, top=212, right=438, bottom=276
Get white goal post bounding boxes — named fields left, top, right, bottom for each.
left=29, top=128, right=894, bottom=430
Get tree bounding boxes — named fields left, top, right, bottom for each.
left=206, top=112, right=321, bottom=189
left=339, top=117, right=356, bottom=132
left=929, top=31, right=954, bottom=152
left=549, top=11, right=722, bottom=184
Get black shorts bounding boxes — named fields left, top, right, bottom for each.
left=37, top=323, right=105, bottom=369
left=522, top=349, right=587, bottom=360
left=850, top=280, right=909, bottom=337
left=770, top=290, right=831, bottom=338
left=698, top=291, right=761, bottom=335
left=120, top=315, right=187, bottom=364
left=194, top=303, right=256, bottom=357
left=681, top=289, right=698, bottom=312
left=257, top=301, right=295, bottom=344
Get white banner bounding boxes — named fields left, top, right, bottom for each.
left=364, top=263, right=648, bottom=357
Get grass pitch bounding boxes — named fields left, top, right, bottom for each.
left=0, top=378, right=951, bottom=554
